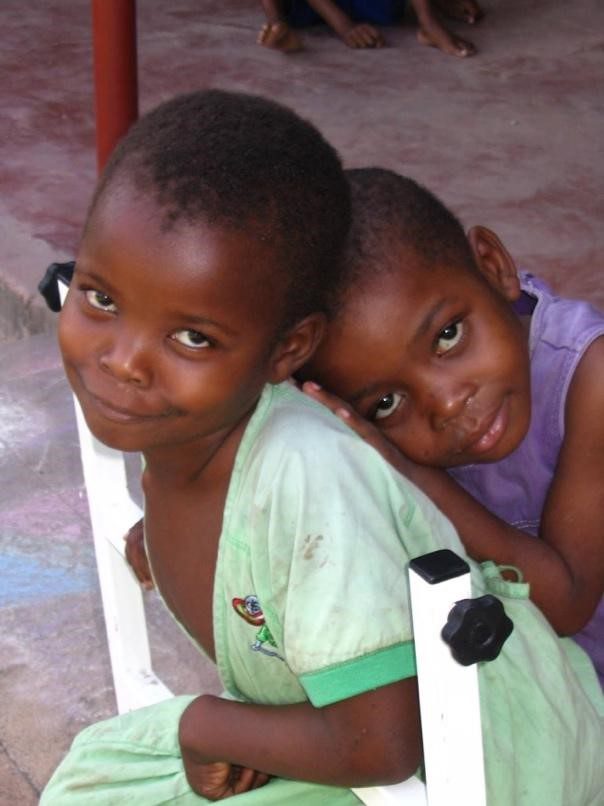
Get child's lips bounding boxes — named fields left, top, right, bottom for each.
left=462, top=400, right=508, bottom=457
left=91, top=394, right=160, bottom=423
left=85, top=387, right=170, bottom=424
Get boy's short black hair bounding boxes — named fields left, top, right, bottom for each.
left=342, top=167, right=475, bottom=295
left=90, top=90, right=350, bottom=330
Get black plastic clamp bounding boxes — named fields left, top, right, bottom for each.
left=38, top=260, right=75, bottom=312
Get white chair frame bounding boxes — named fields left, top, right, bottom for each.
left=58, top=276, right=487, bottom=806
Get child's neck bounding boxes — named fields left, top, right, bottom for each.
left=142, top=409, right=254, bottom=490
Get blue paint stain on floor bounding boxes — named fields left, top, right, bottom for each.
left=0, top=552, right=93, bottom=607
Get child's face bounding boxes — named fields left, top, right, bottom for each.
left=59, top=184, right=289, bottom=455
left=305, top=251, right=531, bottom=468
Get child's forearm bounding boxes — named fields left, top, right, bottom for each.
left=179, top=679, right=421, bottom=789
left=404, top=463, right=601, bottom=634
left=301, top=384, right=602, bottom=636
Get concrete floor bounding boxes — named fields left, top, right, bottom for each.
left=1, top=0, right=603, bottom=801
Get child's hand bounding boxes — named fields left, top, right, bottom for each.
left=179, top=695, right=270, bottom=800
left=302, top=381, right=409, bottom=472
left=339, top=22, right=384, bottom=48
left=180, top=757, right=270, bottom=800
left=123, top=518, right=154, bottom=590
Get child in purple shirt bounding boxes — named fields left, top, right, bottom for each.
left=301, top=167, right=604, bottom=686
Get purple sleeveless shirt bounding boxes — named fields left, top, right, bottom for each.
left=449, top=272, right=604, bottom=686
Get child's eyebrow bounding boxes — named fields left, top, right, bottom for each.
left=75, top=267, right=118, bottom=295
left=170, top=312, right=238, bottom=337
left=76, top=266, right=238, bottom=336
left=413, top=299, right=449, bottom=341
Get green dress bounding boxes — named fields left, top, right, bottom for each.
left=41, top=383, right=604, bottom=805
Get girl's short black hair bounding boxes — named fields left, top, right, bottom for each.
left=90, top=90, right=350, bottom=329
left=342, top=167, right=475, bottom=295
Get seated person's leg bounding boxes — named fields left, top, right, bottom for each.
left=40, top=697, right=198, bottom=805
left=40, top=695, right=358, bottom=805
left=410, top=0, right=476, bottom=57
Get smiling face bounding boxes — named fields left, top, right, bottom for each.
left=304, top=242, right=532, bottom=468
left=59, top=183, right=298, bottom=456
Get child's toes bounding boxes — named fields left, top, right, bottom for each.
left=417, top=26, right=476, bottom=57
left=463, top=0, right=484, bottom=24
left=257, top=24, right=270, bottom=45
left=454, top=36, right=476, bottom=56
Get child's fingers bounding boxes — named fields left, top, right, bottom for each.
left=251, top=772, right=271, bottom=789
left=125, top=546, right=154, bottom=589
left=352, top=24, right=383, bottom=48
left=302, top=381, right=350, bottom=416
left=362, top=25, right=384, bottom=47
left=123, top=518, right=154, bottom=589
left=302, top=381, right=406, bottom=468
left=302, top=381, right=373, bottom=436
left=230, top=766, right=252, bottom=794
left=134, top=557, right=154, bottom=589
left=231, top=767, right=269, bottom=794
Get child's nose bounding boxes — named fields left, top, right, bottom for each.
left=425, top=379, right=475, bottom=432
left=99, top=328, right=152, bottom=387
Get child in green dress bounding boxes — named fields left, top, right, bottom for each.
left=42, top=96, right=602, bottom=805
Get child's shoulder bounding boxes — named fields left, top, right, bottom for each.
left=264, top=381, right=352, bottom=437
left=521, top=271, right=604, bottom=354
left=237, top=383, right=462, bottom=545
left=234, top=382, right=364, bottom=478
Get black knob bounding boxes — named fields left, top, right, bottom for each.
left=442, top=595, right=513, bottom=666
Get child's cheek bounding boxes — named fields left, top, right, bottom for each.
left=57, top=296, right=79, bottom=362
left=58, top=294, right=94, bottom=374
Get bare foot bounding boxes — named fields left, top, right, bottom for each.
left=434, top=0, right=483, bottom=25
left=257, top=21, right=303, bottom=52
left=337, top=22, right=384, bottom=49
left=417, top=23, right=476, bottom=57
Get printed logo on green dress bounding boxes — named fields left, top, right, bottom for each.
left=232, top=594, right=284, bottom=660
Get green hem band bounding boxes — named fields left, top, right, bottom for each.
left=300, top=641, right=416, bottom=707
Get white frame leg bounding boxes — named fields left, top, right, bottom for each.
left=59, top=277, right=172, bottom=713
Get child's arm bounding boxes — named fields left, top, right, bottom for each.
left=305, top=0, right=384, bottom=48
left=304, top=344, right=604, bottom=637
left=179, top=678, right=421, bottom=798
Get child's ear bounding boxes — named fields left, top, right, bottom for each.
left=467, top=225, right=521, bottom=302
left=269, top=312, right=326, bottom=384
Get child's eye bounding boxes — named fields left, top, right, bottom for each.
left=373, top=392, right=403, bottom=421
left=171, top=329, right=212, bottom=350
left=436, top=321, right=464, bottom=355
left=85, top=289, right=117, bottom=313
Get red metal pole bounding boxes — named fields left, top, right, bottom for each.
left=91, top=0, right=139, bottom=175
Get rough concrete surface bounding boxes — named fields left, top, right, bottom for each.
left=0, top=0, right=602, bottom=802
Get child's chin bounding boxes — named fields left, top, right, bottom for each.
left=452, top=437, right=519, bottom=467
left=82, top=414, right=149, bottom=454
